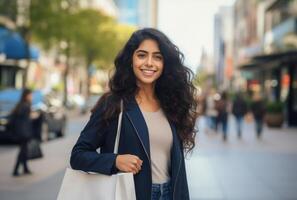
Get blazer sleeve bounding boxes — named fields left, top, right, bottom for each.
left=70, top=105, right=118, bottom=175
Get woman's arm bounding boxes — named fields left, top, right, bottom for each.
left=70, top=106, right=118, bottom=175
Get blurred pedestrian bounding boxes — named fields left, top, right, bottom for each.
left=215, top=91, right=229, bottom=141
left=11, top=88, right=33, bottom=176
left=205, top=89, right=218, bottom=133
left=251, top=92, right=266, bottom=139
left=70, top=28, right=197, bottom=200
left=196, top=93, right=206, bottom=116
left=232, top=92, right=248, bottom=139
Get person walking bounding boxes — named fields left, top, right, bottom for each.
left=232, top=92, right=248, bottom=139
left=215, top=92, right=229, bottom=141
left=205, top=89, right=218, bottom=134
left=11, top=88, right=33, bottom=176
left=251, top=93, right=266, bottom=139
left=70, top=28, right=198, bottom=200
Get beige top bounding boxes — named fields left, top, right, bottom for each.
left=141, top=109, right=173, bottom=184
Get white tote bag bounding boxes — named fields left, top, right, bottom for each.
left=57, top=101, right=136, bottom=200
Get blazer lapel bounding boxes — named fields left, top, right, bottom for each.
left=125, top=98, right=151, bottom=162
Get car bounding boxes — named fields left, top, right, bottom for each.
left=0, top=89, right=67, bottom=143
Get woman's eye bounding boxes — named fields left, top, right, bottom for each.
left=155, top=55, right=163, bottom=61
left=137, top=54, right=146, bottom=58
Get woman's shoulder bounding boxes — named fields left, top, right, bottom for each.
left=90, top=92, right=123, bottom=115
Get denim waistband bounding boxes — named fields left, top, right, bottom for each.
left=152, top=181, right=171, bottom=193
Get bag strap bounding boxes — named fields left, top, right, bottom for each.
left=113, top=100, right=123, bottom=154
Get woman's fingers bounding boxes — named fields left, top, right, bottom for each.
left=116, top=154, right=143, bottom=174
left=130, top=156, right=142, bottom=172
left=130, top=164, right=139, bottom=174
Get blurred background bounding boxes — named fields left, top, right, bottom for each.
left=0, top=0, right=297, bottom=199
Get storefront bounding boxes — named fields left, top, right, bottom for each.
left=240, top=51, right=297, bottom=126
left=0, top=27, right=39, bottom=88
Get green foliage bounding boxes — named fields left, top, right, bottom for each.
left=72, top=9, right=116, bottom=68
left=266, top=101, right=284, bottom=113
left=29, top=1, right=135, bottom=69
left=71, top=9, right=135, bottom=69
left=52, top=82, right=64, bottom=92
left=0, top=0, right=17, bottom=22
left=30, top=0, right=80, bottom=49
left=92, top=23, right=136, bottom=69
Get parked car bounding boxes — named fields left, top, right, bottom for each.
left=0, top=89, right=67, bottom=143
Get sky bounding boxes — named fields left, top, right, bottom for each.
left=158, top=0, right=236, bottom=72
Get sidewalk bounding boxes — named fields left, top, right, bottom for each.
left=187, top=116, right=297, bottom=200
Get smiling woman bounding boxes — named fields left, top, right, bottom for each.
left=132, top=39, right=164, bottom=86
left=70, top=28, right=198, bottom=200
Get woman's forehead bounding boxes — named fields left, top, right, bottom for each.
left=135, top=39, right=160, bottom=52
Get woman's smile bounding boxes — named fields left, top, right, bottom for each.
left=140, top=68, right=157, bottom=77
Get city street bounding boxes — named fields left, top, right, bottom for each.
left=0, top=112, right=297, bottom=200
left=1, top=0, right=296, bottom=199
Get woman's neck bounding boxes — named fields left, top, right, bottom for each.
left=135, top=83, right=160, bottom=112
left=136, top=84, right=155, bottom=101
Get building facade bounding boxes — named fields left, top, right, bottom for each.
left=213, top=6, right=234, bottom=91
left=235, top=0, right=297, bottom=126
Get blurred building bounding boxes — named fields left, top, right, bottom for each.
left=233, top=0, right=262, bottom=92
left=213, top=6, right=234, bottom=91
left=197, top=48, right=215, bottom=90
left=113, top=0, right=158, bottom=28
left=234, top=0, right=297, bottom=126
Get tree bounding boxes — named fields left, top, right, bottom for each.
left=30, top=0, right=81, bottom=104
left=2, top=0, right=136, bottom=101
left=73, top=9, right=135, bottom=95
left=0, top=0, right=17, bottom=22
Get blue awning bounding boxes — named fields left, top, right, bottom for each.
left=0, top=27, right=39, bottom=60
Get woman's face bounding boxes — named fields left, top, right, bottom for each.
left=26, top=93, right=32, bottom=103
left=132, top=39, right=164, bottom=87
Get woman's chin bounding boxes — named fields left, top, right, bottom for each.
left=137, top=77, right=157, bottom=86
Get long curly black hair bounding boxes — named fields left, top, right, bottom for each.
left=93, top=28, right=198, bottom=153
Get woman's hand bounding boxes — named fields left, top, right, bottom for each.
left=115, top=154, right=143, bottom=174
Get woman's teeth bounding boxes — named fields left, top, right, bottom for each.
left=141, top=69, right=155, bottom=76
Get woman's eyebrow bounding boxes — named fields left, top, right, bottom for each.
left=135, top=50, right=162, bottom=55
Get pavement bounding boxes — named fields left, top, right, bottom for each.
left=0, top=112, right=296, bottom=200
left=188, top=116, right=297, bottom=200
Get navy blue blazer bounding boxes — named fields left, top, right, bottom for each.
left=70, top=98, right=190, bottom=200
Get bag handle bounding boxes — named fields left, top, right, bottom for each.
left=113, top=100, right=123, bottom=154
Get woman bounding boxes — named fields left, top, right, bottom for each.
left=70, top=28, right=198, bottom=200
left=12, top=88, right=33, bottom=176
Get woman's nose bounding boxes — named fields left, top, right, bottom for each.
left=146, top=56, right=153, bottom=67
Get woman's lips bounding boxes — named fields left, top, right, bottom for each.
left=141, top=69, right=156, bottom=77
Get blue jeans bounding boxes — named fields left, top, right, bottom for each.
left=151, top=181, right=172, bottom=200
left=235, top=116, right=243, bottom=137
left=207, top=116, right=217, bottom=130
left=217, top=114, right=228, bottom=140
left=255, top=118, right=263, bottom=138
